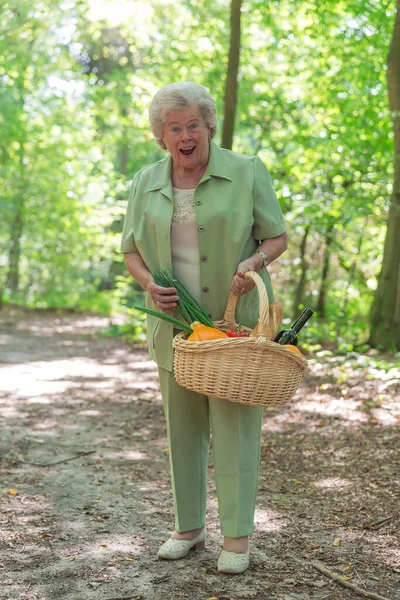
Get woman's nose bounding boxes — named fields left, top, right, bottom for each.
left=181, top=127, right=192, bottom=141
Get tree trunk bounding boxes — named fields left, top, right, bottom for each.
left=341, top=233, right=363, bottom=315
left=6, top=206, right=24, bottom=292
left=315, top=224, right=334, bottom=318
left=118, top=106, right=129, bottom=176
left=118, top=144, right=128, bottom=176
left=292, top=226, right=310, bottom=314
left=369, top=0, right=400, bottom=351
left=221, top=0, right=242, bottom=150
left=6, top=138, right=25, bottom=293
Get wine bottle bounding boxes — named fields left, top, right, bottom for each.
left=273, top=308, right=314, bottom=346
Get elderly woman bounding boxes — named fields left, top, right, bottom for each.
left=121, top=82, right=287, bottom=574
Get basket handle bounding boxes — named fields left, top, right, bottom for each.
left=222, top=271, right=270, bottom=335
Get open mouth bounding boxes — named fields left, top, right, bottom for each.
left=180, top=147, right=195, bottom=156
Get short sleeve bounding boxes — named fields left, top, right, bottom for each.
left=252, top=156, right=286, bottom=241
left=120, top=173, right=139, bottom=253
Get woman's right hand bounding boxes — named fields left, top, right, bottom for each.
left=147, top=280, right=179, bottom=313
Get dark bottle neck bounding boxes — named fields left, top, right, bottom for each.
left=292, top=308, right=313, bottom=333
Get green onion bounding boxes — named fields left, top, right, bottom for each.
left=153, top=269, right=214, bottom=328
left=153, top=271, right=193, bottom=325
left=132, top=305, right=193, bottom=334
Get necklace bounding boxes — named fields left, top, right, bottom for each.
left=173, top=164, right=208, bottom=190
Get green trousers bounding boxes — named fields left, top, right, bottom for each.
left=158, top=367, right=263, bottom=538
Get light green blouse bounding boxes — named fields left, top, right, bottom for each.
left=121, top=142, right=286, bottom=371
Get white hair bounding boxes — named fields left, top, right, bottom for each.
left=149, top=81, right=217, bottom=149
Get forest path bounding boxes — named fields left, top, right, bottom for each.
left=0, top=307, right=399, bottom=600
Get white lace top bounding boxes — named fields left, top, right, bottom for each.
left=171, top=187, right=201, bottom=304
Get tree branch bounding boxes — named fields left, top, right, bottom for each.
left=0, top=450, right=96, bottom=467
left=312, top=560, right=390, bottom=600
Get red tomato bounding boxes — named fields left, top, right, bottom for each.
left=226, top=328, right=250, bottom=338
left=226, top=329, right=236, bottom=337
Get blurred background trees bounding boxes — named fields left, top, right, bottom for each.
left=1, top=0, right=398, bottom=351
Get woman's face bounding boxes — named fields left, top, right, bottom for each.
left=161, top=107, right=210, bottom=172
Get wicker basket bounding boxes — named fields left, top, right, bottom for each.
left=173, top=271, right=307, bottom=407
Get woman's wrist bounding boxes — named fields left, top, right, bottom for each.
left=142, top=275, right=154, bottom=292
left=251, top=252, right=264, bottom=271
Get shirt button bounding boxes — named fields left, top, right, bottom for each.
left=201, top=255, right=207, bottom=262
left=202, top=287, right=209, bottom=293
left=195, top=200, right=202, bottom=206
left=198, top=225, right=205, bottom=232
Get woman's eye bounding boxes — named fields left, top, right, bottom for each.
left=190, top=123, right=199, bottom=130
left=171, top=126, right=180, bottom=133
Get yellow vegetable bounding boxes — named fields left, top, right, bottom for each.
left=284, top=344, right=303, bottom=356
left=188, top=322, right=228, bottom=341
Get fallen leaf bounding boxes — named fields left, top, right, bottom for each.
left=333, top=537, right=341, bottom=547
left=343, top=566, right=351, bottom=571
left=319, top=383, right=330, bottom=391
left=277, top=578, right=297, bottom=588
left=126, top=557, right=134, bottom=561
left=343, top=576, right=352, bottom=581
left=8, top=489, right=17, bottom=495
left=310, top=581, right=328, bottom=588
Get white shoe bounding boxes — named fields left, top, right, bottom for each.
left=157, top=528, right=206, bottom=560
left=217, top=547, right=250, bottom=574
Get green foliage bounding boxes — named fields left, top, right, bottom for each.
left=313, top=349, right=400, bottom=373
left=99, top=308, right=147, bottom=343
left=75, top=289, right=119, bottom=315
left=0, top=0, right=396, bottom=351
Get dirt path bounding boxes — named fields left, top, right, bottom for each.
left=0, top=307, right=399, bottom=600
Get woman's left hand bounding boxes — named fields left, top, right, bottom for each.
left=231, top=256, right=261, bottom=296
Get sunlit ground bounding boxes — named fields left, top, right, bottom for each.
left=1, top=307, right=399, bottom=599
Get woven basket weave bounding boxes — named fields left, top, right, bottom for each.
left=173, top=271, right=307, bottom=407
